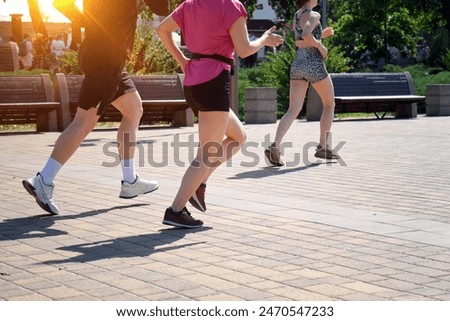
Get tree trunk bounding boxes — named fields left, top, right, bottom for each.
left=27, top=0, right=48, bottom=37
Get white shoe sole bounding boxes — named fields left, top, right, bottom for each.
left=22, top=179, right=59, bottom=215
left=119, top=185, right=159, bottom=199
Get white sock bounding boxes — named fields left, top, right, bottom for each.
left=121, top=159, right=137, bottom=184
left=40, top=157, right=62, bottom=185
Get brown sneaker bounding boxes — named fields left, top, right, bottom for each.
left=314, top=144, right=340, bottom=159
left=162, top=207, right=203, bottom=228
left=189, top=183, right=206, bottom=212
left=264, top=143, right=284, bottom=166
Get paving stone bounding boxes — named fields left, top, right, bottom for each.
left=1, top=116, right=450, bottom=301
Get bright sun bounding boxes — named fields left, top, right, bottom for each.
left=0, top=0, right=83, bottom=22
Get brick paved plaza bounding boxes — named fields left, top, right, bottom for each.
left=1, top=115, right=450, bottom=301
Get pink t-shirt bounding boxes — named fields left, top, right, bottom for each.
left=172, top=0, right=247, bottom=86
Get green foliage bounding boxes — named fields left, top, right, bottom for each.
left=127, top=27, right=179, bottom=75
left=429, top=27, right=450, bottom=66
left=268, top=0, right=296, bottom=21
left=59, top=50, right=82, bottom=74
left=0, top=69, right=48, bottom=76
left=439, top=50, right=450, bottom=71
left=259, top=41, right=295, bottom=115
left=331, top=0, right=419, bottom=64
left=384, top=63, right=450, bottom=96
left=324, top=44, right=351, bottom=73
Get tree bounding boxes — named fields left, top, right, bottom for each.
left=268, top=0, right=296, bottom=21
left=27, top=0, right=48, bottom=38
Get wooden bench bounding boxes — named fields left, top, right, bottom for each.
left=0, top=74, right=59, bottom=132
left=55, top=73, right=194, bottom=131
left=0, top=43, right=20, bottom=72
left=306, top=72, right=426, bottom=121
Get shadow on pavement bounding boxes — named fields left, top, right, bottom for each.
left=229, top=162, right=334, bottom=179
left=42, top=227, right=211, bottom=265
left=0, top=203, right=148, bottom=241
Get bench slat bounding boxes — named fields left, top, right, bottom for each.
left=55, top=73, right=193, bottom=129
left=0, top=74, right=59, bottom=131
left=306, top=72, right=422, bottom=120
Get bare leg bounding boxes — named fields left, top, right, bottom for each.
left=273, top=79, right=308, bottom=147
left=171, top=111, right=230, bottom=212
left=50, top=106, right=100, bottom=164
left=311, top=75, right=335, bottom=148
left=202, top=110, right=246, bottom=182
left=111, top=91, right=143, bottom=160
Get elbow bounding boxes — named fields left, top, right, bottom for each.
left=303, top=34, right=317, bottom=45
left=156, top=25, right=170, bottom=40
left=236, top=48, right=253, bottom=59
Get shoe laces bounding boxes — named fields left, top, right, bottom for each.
left=181, top=207, right=193, bottom=218
left=39, top=176, right=55, bottom=199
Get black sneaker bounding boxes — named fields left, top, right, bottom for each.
left=162, top=207, right=203, bottom=228
left=189, top=183, right=206, bottom=212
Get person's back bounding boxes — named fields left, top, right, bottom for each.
left=19, top=34, right=33, bottom=70
left=82, top=0, right=140, bottom=63
left=51, top=35, right=66, bottom=57
left=173, top=0, right=245, bottom=86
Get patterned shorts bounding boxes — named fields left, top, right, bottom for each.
left=290, top=48, right=328, bottom=83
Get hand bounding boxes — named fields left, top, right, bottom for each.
left=263, top=26, right=284, bottom=47
left=179, top=57, right=190, bottom=73
left=322, top=27, right=334, bottom=39
left=318, top=44, right=328, bottom=59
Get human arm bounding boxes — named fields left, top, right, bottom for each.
left=143, top=0, right=170, bottom=16
left=229, top=17, right=284, bottom=58
left=156, top=15, right=190, bottom=73
left=296, top=12, right=328, bottom=59
left=321, top=27, right=334, bottom=39
left=53, top=0, right=85, bottom=26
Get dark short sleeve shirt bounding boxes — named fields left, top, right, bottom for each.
left=82, top=0, right=140, bottom=62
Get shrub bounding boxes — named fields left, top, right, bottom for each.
left=128, top=27, right=179, bottom=75
left=59, top=50, right=82, bottom=74
left=439, top=50, right=450, bottom=71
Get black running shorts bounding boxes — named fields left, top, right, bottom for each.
left=78, top=44, right=136, bottom=116
left=183, top=70, right=230, bottom=115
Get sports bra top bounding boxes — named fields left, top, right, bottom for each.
left=294, top=8, right=322, bottom=41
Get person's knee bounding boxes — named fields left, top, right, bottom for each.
left=121, top=100, right=143, bottom=120
left=232, top=129, right=247, bottom=146
left=323, top=101, right=335, bottom=110
left=72, top=108, right=99, bottom=132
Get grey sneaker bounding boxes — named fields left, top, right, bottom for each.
left=22, top=173, right=60, bottom=215
left=264, top=143, right=284, bottom=167
left=314, top=144, right=340, bottom=159
left=162, top=207, right=203, bottom=229
left=119, top=176, right=159, bottom=199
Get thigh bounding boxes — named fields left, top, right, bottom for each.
left=311, top=75, right=335, bottom=107
left=111, top=90, right=142, bottom=117
left=225, top=109, right=246, bottom=143
left=197, top=111, right=229, bottom=155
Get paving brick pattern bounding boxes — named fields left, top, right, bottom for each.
left=1, top=115, right=450, bottom=301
